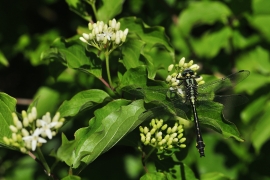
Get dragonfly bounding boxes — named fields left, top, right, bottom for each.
left=123, top=69, right=250, bottom=157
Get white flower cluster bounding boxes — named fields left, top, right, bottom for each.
left=79, top=18, right=129, bottom=51
left=166, top=57, right=205, bottom=87
left=3, top=107, right=65, bottom=153
left=139, top=118, right=186, bottom=151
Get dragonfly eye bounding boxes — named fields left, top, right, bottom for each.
left=182, top=68, right=194, bottom=77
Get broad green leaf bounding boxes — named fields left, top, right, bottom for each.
left=178, top=1, right=231, bottom=36
left=190, top=27, right=232, bottom=58
left=117, top=66, right=148, bottom=90
left=252, top=0, right=270, bottom=14
left=119, top=17, right=174, bottom=59
left=65, top=0, right=92, bottom=21
left=154, top=153, right=197, bottom=180
left=0, top=50, right=9, bottom=67
left=201, top=172, right=231, bottom=180
left=61, top=175, right=81, bottom=180
left=140, top=172, right=166, bottom=180
left=241, top=94, right=269, bottom=124
left=248, top=15, right=270, bottom=42
left=58, top=89, right=112, bottom=118
left=121, top=39, right=146, bottom=69
left=251, top=101, right=270, bottom=154
left=41, top=37, right=102, bottom=78
left=232, top=30, right=260, bottom=50
left=236, top=46, right=270, bottom=75
left=58, top=99, right=146, bottom=170
left=96, top=0, right=124, bottom=22
left=0, top=93, right=17, bottom=149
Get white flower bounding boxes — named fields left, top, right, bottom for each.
left=22, top=128, right=47, bottom=151
left=38, top=120, right=57, bottom=139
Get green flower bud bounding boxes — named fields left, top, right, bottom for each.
left=139, top=126, right=144, bottom=133
left=23, top=117, right=29, bottom=127
left=164, top=134, right=170, bottom=140
left=168, top=64, right=174, bottom=72
left=179, top=57, right=185, bottom=67
left=178, top=133, right=183, bottom=139
left=168, top=145, right=173, bottom=149
left=170, top=133, right=177, bottom=138
left=143, top=127, right=149, bottom=134
left=161, top=124, right=168, bottom=130
left=188, top=60, right=194, bottom=66
left=150, top=128, right=156, bottom=135
left=3, top=137, right=10, bottom=145
left=171, top=125, right=177, bottom=133
left=146, top=132, right=151, bottom=138
left=151, top=138, right=156, bottom=144
left=167, top=127, right=172, bottom=134
left=180, top=144, right=186, bottom=148
left=9, top=125, right=17, bottom=133
left=179, top=137, right=186, bottom=143
left=166, top=75, right=172, bottom=82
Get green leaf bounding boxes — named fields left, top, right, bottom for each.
left=252, top=0, right=270, bottom=14
left=178, top=1, right=231, bottom=36
left=0, top=93, right=17, bottom=149
left=41, top=37, right=102, bottom=78
left=241, top=94, right=269, bottom=124
left=248, top=15, right=270, bottom=42
left=201, top=172, right=231, bottom=180
left=58, top=89, right=112, bottom=118
left=117, top=66, right=148, bottom=90
left=61, top=175, right=81, bottom=180
left=65, top=0, right=92, bottom=21
left=58, top=99, right=146, bottom=170
left=251, top=101, right=270, bottom=154
left=236, top=46, right=270, bottom=75
left=121, top=39, right=146, bottom=69
left=97, top=0, right=124, bottom=22
left=119, top=17, right=174, bottom=61
left=190, top=27, right=232, bottom=58
left=155, top=158, right=197, bottom=180
left=197, top=101, right=243, bottom=141
left=140, top=172, right=166, bottom=180
left=0, top=50, right=9, bottom=67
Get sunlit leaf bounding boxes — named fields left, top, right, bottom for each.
left=57, top=99, right=146, bottom=170
left=58, top=89, right=112, bottom=118
left=0, top=93, right=17, bottom=149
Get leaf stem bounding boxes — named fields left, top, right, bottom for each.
left=143, top=147, right=156, bottom=163
left=89, top=0, right=98, bottom=20
left=105, top=50, right=113, bottom=89
left=36, top=147, right=51, bottom=176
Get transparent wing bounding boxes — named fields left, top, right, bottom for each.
left=198, top=70, right=250, bottom=94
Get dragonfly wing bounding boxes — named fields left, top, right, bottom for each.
left=214, top=94, right=248, bottom=121
left=198, top=70, right=250, bottom=94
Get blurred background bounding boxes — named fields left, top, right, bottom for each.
left=0, top=0, right=270, bottom=179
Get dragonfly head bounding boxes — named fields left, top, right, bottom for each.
left=181, top=68, right=195, bottom=78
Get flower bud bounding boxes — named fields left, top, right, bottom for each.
left=88, top=23, right=93, bottom=30
left=168, top=64, right=174, bottom=72
left=9, top=125, right=17, bottom=133
left=179, top=57, right=185, bottom=67
left=161, top=124, right=167, bottom=130
left=180, top=144, right=186, bottom=148
left=151, top=138, right=156, bottom=144
left=188, top=60, right=194, bottom=66
left=166, top=75, right=172, bottom=82
left=139, top=126, right=144, bottom=133
left=115, top=22, right=120, bottom=30
left=143, top=127, right=149, bottom=134
left=179, top=137, right=186, bottom=143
